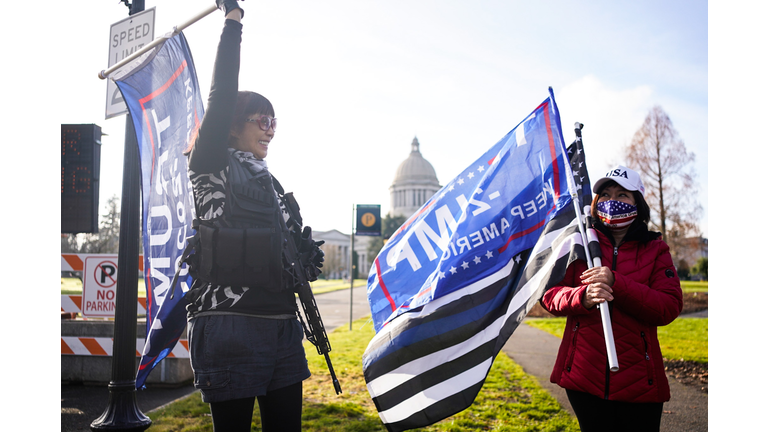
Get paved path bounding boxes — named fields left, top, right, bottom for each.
left=312, top=284, right=372, bottom=332
left=62, top=289, right=707, bottom=431
left=502, top=312, right=708, bottom=432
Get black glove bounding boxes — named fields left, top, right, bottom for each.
left=312, top=241, right=325, bottom=268
left=216, top=0, right=244, bottom=18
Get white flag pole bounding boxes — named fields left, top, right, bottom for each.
left=98, top=5, right=219, bottom=80
left=582, top=207, right=619, bottom=372
left=551, top=96, right=619, bottom=372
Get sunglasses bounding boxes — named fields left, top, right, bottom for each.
left=245, top=115, right=277, bottom=131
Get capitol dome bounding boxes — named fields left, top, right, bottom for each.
left=389, top=137, right=441, bottom=218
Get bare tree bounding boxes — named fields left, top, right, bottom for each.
left=623, top=106, right=701, bottom=260
left=320, top=244, right=344, bottom=279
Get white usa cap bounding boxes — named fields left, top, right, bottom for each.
left=592, top=165, right=645, bottom=196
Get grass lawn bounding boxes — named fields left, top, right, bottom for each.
left=680, top=280, right=708, bottom=293
left=60, top=277, right=147, bottom=297
left=526, top=317, right=708, bottom=364
left=61, top=277, right=84, bottom=295
left=146, top=316, right=579, bottom=432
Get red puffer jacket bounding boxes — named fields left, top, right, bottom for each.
left=540, top=225, right=683, bottom=403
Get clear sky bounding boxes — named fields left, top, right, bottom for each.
left=45, top=0, right=708, bottom=236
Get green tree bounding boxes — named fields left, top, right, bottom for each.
left=366, top=214, right=408, bottom=262
left=691, top=257, right=708, bottom=280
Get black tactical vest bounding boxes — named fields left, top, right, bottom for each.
left=192, top=153, right=287, bottom=291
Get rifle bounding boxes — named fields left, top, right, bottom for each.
left=280, top=192, right=343, bottom=395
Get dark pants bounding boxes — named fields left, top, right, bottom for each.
left=209, top=381, right=303, bottom=432
left=566, top=389, right=663, bottom=432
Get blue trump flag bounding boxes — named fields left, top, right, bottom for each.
left=363, top=90, right=596, bottom=431
left=113, top=32, right=203, bottom=389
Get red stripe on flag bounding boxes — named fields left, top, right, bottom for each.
left=541, top=101, right=561, bottom=198
left=498, top=218, right=547, bottom=253
left=138, top=60, right=189, bottom=104
left=145, top=276, right=154, bottom=321
left=375, top=258, right=397, bottom=312
left=138, top=59, right=189, bottom=195
left=415, top=285, right=433, bottom=299
left=138, top=357, right=156, bottom=371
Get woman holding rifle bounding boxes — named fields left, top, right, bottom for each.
left=540, top=165, right=683, bottom=432
left=182, top=1, right=322, bottom=430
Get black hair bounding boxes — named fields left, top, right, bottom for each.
left=229, top=91, right=275, bottom=135
left=184, top=91, right=274, bottom=156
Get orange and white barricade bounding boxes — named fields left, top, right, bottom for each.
left=61, top=337, right=189, bottom=358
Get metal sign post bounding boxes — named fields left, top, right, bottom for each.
left=349, top=205, right=355, bottom=330
left=350, top=204, right=380, bottom=329
left=91, top=3, right=152, bottom=431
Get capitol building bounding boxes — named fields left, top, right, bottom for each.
left=314, top=137, right=441, bottom=279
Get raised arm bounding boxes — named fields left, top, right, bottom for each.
left=187, top=3, right=244, bottom=174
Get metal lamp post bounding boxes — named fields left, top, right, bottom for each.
left=90, top=1, right=151, bottom=430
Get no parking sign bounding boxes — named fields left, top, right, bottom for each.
left=82, top=255, right=119, bottom=317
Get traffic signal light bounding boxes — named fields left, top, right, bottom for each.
left=61, top=124, right=102, bottom=233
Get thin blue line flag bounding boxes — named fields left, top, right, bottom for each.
left=363, top=90, right=596, bottom=431
left=113, top=32, right=203, bottom=389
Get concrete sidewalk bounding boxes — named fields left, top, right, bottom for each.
left=502, top=315, right=708, bottom=432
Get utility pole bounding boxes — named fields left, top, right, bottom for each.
left=91, top=0, right=151, bottom=430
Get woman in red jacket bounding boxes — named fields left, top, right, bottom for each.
left=541, top=165, right=683, bottom=432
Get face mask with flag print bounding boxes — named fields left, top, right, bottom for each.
left=596, top=200, right=638, bottom=230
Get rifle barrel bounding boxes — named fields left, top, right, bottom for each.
left=324, top=352, right=343, bottom=395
